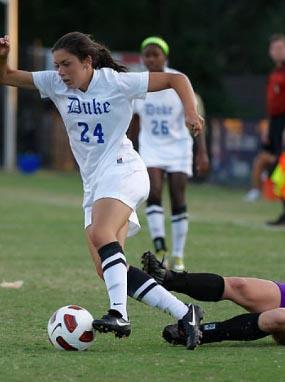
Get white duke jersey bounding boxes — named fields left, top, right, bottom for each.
left=32, top=68, right=149, bottom=191
left=133, top=67, right=194, bottom=164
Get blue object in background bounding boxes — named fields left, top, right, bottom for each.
left=17, top=153, right=41, bottom=174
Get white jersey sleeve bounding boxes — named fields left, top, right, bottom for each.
left=32, top=70, right=59, bottom=99
left=116, top=71, right=149, bottom=100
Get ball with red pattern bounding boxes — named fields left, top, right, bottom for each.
left=47, top=305, right=95, bottom=351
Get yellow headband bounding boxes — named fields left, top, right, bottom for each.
left=141, top=36, right=169, bottom=56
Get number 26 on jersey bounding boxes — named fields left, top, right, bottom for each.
left=151, top=120, right=169, bottom=135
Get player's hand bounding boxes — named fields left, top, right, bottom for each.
left=0, top=35, right=10, bottom=59
left=196, top=150, right=210, bottom=176
left=185, top=113, right=204, bottom=138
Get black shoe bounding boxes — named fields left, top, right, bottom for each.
left=266, top=212, right=285, bottom=227
left=92, top=310, right=131, bottom=338
left=178, top=304, right=204, bottom=350
left=162, top=323, right=186, bottom=346
left=141, top=251, right=167, bottom=284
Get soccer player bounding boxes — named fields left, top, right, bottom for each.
left=128, top=37, right=209, bottom=272
left=245, top=34, right=285, bottom=226
left=0, top=32, right=204, bottom=349
left=142, top=251, right=285, bottom=345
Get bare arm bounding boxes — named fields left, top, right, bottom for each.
left=148, top=72, right=204, bottom=137
left=0, top=35, right=35, bottom=89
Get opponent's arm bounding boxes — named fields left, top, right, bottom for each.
left=0, top=35, right=35, bottom=89
left=148, top=72, right=204, bottom=137
left=127, top=113, right=140, bottom=152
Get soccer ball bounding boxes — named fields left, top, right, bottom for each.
left=47, top=305, right=95, bottom=351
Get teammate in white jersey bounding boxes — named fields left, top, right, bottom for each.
left=0, top=32, right=204, bottom=349
left=129, top=37, right=209, bottom=272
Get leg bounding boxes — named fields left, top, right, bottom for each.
left=142, top=251, right=225, bottom=301
left=223, top=277, right=281, bottom=312
left=88, top=198, right=132, bottom=335
left=259, top=308, right=285, bottom=344
left=142, top=253, right=282, bottom=312
left=86, top=222, right=128, bottom=279
left=89, top=199, right=203, bottom=346
left=163, top=312, right=270, bottom=346
left=251, top=151, right=276, bottom=190
left=167, top=172, right=189, bottom=271
left=145, top=167, right=167, bottom=258
left=201, top=308, right=285, bottom=345
left=245, top=151, right=276, bottom=201
left=127, top=265, right=203, bottom=350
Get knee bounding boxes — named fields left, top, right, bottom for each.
left=88, top=226, right=108, bottom=249
left=271, top=309, right=285, bottom=330
left=260, top=309, right=285, bottom=334
left=225, top=277, right=253, bottom=300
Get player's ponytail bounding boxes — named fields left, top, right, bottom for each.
left=52, top=31, right=127, bottom=73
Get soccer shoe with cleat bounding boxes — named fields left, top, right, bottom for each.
left=141, top=251, right=167, bottom=285
left=162, top=323, right=186, bottom=346
left=170, top=256, right=185, bottom=272
left=92, top=309, right=131, bottom=338
left=178, top=304, right=204, bottom=350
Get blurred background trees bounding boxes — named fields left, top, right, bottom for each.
left=13, top=0, right=285, bottom=116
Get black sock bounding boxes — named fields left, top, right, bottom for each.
left=200, top=313, right=269, bottom=344
left=163, top=271, right=225, bottom=301
left=153, top=237, right=167, bottom=252
left=127, top=266, right=157, bottom=300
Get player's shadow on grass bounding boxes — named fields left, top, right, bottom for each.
left=202, top=342, right=279, bottom=349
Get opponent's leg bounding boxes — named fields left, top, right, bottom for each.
left=142, top=252, right=282, bottom=312
left=223, top=277, right=281, bottom=312
left=142, top=251, right=225, bottom=301
left=259, top=308, right=285, bottom=344
left=163, top=312, right=269, bottom=346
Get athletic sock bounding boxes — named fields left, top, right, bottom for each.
left=127, top=266, right=188, bottom=319
left=200, top=313, right=269, bottom=344
left=98, top=241, right=128, bottom=320
left=171, top=206, right=188, bottom=259
left=145, top=203, right=167, bottom=251
left=163, top=271, right=225, bottom=302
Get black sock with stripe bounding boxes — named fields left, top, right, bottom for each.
left=98, top=241, right=128, bottom=320
left=127, top=266, right=188, bottom=319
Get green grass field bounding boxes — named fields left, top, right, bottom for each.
left=0, top=170, right=284, bottom=382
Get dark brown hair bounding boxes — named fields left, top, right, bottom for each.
left=52, top=31, right=127, bottom=72
left=270, top=33, right=285, bottom=45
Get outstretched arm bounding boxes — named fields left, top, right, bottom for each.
left=148, top=72, right=204, bottom=137
left=0, top=35, right=35, bottom=89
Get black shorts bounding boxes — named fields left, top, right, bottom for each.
left=262, top=115, right=285, bottom=155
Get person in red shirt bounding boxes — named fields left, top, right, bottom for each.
left=245, top=34, right=285, bottom=226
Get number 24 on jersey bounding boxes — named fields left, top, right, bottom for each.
left=78, top=122, right=104, bottom=143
